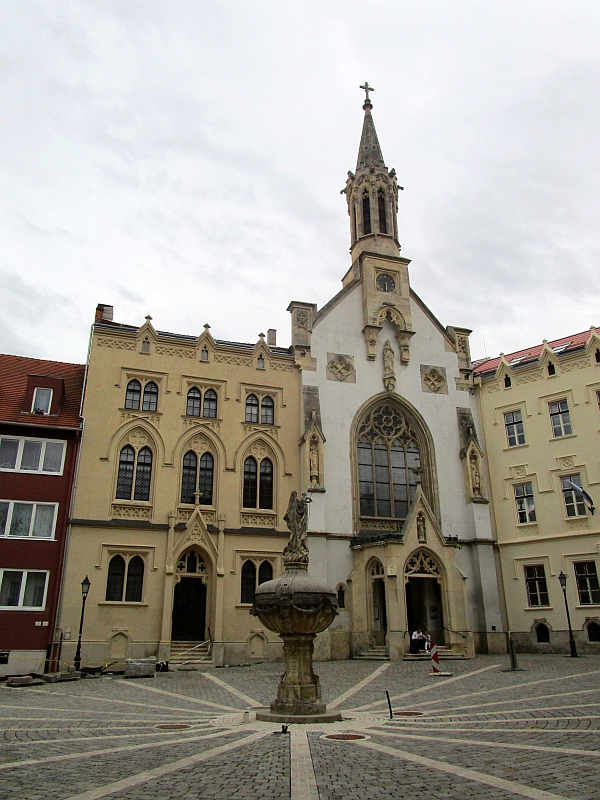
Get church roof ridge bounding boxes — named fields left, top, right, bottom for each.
left=473, top=329, right=595, bottom=377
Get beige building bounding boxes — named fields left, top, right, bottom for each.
left=58, top=309, right=301, bottom=666
left=474, top=329, right=600, bottom=652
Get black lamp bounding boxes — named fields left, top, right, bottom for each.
left=558, top=570, right=578, bottom=658
left=74, top=576, right=91, bottom=671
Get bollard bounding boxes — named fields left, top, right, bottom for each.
left=501, top=635, right=525, bottom=672
left=386, top=690, right=393, bottom=719
left=429, top=644, right=452, bottom=677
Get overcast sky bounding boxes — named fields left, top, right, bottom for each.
left=2, top=1, right=600, bottom=365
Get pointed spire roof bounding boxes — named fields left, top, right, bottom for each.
left=356, top=82, right=385, bottom=171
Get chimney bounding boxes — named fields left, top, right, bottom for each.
left=267, top=329, right=277, bottom=347
left=95, top=304, right=114, bottom=323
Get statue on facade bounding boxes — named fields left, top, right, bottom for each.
left=417, top=512, right=427, bottom=543
left=382, top=340, right=396, bottom=392
left=283, top=491, right=309, bottom=568
left=470, top=453, right=482, bottom=498
left=309, top=438, right=319, bottom=487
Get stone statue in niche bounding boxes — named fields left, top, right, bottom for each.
left=309, top=437, right=319, bottom=487
left=417, top=512, right=427, bottom=543
left=382, top=340, right=396, bottom=392
left=470, top=452, right=482, bottom=498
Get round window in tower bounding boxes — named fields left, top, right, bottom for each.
left=376, top=273, right=395, bottom=293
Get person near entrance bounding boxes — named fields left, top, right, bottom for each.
left=410, top=629, right=424, bottom=654
left=424, top=630, right=432, bottom=652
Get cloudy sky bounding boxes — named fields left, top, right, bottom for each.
left=2, top=1, right=600, bottom=365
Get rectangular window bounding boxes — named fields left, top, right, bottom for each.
left=0, top=437, right=66, bottom=475
left=524, top=565, right=550, bottom=607
left=514, top=482, right=536, bottom=523
left=561, top=474, right=586, bottom=517
left=0, top=570, right=48, bottom=609
left=574, top=562, right=600, bottom=605
left=0, top=501, right=57, bottom=539
left=32, top=387, right=53, bottom=414
left=504, top=410, right=525, bottom=447
left=549, top=399, right=572, bottom=437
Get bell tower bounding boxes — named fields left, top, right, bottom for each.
left=342, top=84, right=414, bottom=362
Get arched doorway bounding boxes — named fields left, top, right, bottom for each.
left=404, top=549, right=444, bottom=645
left=368, top=558, right=387, bottom=646
left=172, top=549, right=208, bottom=641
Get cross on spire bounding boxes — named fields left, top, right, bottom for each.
left=360, top=81, right=374, bottom=109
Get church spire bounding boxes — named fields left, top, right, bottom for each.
left=356, top=82, right=385, bottom=171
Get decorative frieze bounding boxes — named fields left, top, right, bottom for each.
left=360, top=518, right=404, bottom=532
left=97, top=338, right=135, bottom=351
left=111, top=504, right=152, bottom=520
left=183, top=418, right=220, bottom=432
left=566, top=517, right=589, bottom=530
left=177, top=508, right=216, bottom=525
left=155, top=345, right=195, bottom=359
left=241, top=513, right=277, bottom=528
left=516, top=371, right=544, bottom=385
left=242, top=424, right=278, bottom=439
left=214, top=354, right=252, bottom=367
left=120, top=411, right=160, bottom=426
left=270, top=361, right=294, bottom=373
left=561, top=359, right=591, bottom=372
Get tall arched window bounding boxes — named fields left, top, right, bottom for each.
left=186, top=388, right=201, bottom=417
left=181, top=451, right=198, bottom=504
left=125, top=556, right=144, bottom=602
left=125, top=380, right=141, bottom=410
left=362, top=190, right=371, bottom=235
left=243, top=457, right=258, bottom=507
left=258, top=560, right=273, bottom=585
left=198, top=452, right=214, bottom=504
left=134, top=447, right=153, bottom=501
left=116, top=446, right=135, bottom=499
left=245, top=394, right=259, bottom=423
left=203, top=389, right=217, bottom=418
left=357, top=403, right=423, bottom=520
left=378, top=188, right=387, bottom=234
left=142, top=382, right=158, bottom=412
left=259, top=458, right=273, bottom=509
left=241, top=560, right=257, bottom=603
left=261, top=396, right=274, bottom=425
left=106, top=555, right=125, bottom=601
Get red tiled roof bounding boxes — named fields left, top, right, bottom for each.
left=473, top=330, right=594, bottom=377
left=0, top=354, right=85, bottom=429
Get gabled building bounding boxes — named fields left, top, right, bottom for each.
left=0, top=354, right=84, bottom=676
left=474, top=330, right=600, bottom=652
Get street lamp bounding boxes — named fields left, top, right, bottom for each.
left=74, top=576, right=91, bottom=671
left=558, top=570, right=578, bottom=658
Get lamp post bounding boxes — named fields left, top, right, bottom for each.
left=74, top=576, right=91, bottom=671
left=558, top=570, right=578, bottom=658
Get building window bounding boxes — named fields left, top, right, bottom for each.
left=574, top=562, right=600, bottom=605
left=549, top=399, right=572, bottom=437
left=243, top=457, right=258, bottom=507
left=186, top=388, right=202, bottom=417
left=245, top=395, right=259, bottom=423
left=337, top=585, right=346, bottom=609
left=0, top=569, right=48, bottom=609
left=588, top=622, right=600, bottom=642
left=514, top=482, right=536, bottom=524
left=547, top=362, right=556, bottom=376
left=0, top=501, right=57, bottom=539
left=142, top=382, right=159, bottom=412
left=377, top=188, right=387, bottom=234
left=180, top=451, right=197, bottom=504
left=201, top=347, right=209, bottom=361
left=0, top=437, right=66, bottom=474
left=504, top=410, right=525, bottom=447
left=362, top=190, right=371, bottom=235
left=241, top=560, right=256, bottom=603
left=203, top=389, right=217, bottom=418
left=32, top=387, right=53, bottom=415
left=141, top=338, right=150, bottom=353
left=562, top=474, right=586, bottom=517
left=258, top=561, right=273, bottom=585
left=504, top=375, right=511, bottom=388
left=181, top=451, right=214, bottom=505
left=259, top=459, right=273, bottom=509
left=125, top=380, right=142, bottom=410
left=536, top=623, right=550, bottom=643
left=257, top=355, right=265, bottom=370
left=115, top=445, right=153, bottom=502
left=243, top=456, right=274, bottom=510
left=524, top=565, right=550, bottom=607
left=105, top=555, right=144, bottom=602
left=261, top=396, right=274, bottom=425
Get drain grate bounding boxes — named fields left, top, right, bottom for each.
left=156, top=723, right=191, bottom=730
left=322, top=733, right=368, bottom=741
left=393, top=711, right=423, bottom=716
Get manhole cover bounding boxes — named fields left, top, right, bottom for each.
left=156, top=723, right=191, bottom=730
left=322, top=733, right=369, bottom=741
left=393, top=711, right=423, bottom=716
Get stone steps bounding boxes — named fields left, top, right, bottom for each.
left=169, top=641, right=212, bottom=668
left=355, top=646, right=390, bottom=661
left=403, top=646, right=466, bottom=661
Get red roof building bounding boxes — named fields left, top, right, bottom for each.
left=0, top=354, right=84, bottom=676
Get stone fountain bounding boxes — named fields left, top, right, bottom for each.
left=251, top=492, right=342, bottom=723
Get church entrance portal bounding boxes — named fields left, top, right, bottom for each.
left=405, top=577, right=444, bottom=645
left=172, top=578, right=206, bottom=641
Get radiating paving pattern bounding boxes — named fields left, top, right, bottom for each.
left=0, top=656, right=599, bottom=799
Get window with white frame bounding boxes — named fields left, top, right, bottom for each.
left=574, top=562, right=600, bottom=605
left=514, top=482, right=536, bottom=523
left=504, top=410, right=525, bottom=447
left=561, top=474, right=586, bottom=517
left=549, top=399, right=572, bottom=437
left=0, top=569, right=48, bottom=609
left=524, top=565, right=549, bottom=607
left=31, top=387, right=53, bottom=414
left=0, top=437, right=66, bottom=474
left=0, top=501, right=57, bottom=539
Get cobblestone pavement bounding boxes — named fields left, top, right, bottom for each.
left=0, top=655, right=599, bottom=799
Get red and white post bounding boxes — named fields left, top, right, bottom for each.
left=429, top=643, right=452, bottom=677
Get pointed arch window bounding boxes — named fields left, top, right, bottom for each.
left=186, top=388, right=201, bottom=417
left=362, top=190, right=371, bottom=235
left=125, top=556, right=144, bottom=602
left=142, top=382, right=158, bottom=412
left=105, top=554, right=144, bottom=602
left=106, top=555, right=125, bottom=601
left=134, top=447, right=153, bottom=501
left=116, top=446, right=135, bottom=499
left=203, top=389, right=217, bottom=418
left=378, top=188, right=387, bottom=234
left=243, top=457, right=258, bottom=507
left=261, top=396, right=274, bottom=425
left=245, top=395, right=259, bottom=423
left=180, top=450, right=214, bottom=505
left=241, top=560, right=256, bottom=603
left=357, top=403, right=422, bottom=520
left=125, top=380, right=141, bottom=410
left=115, top=445, right=153, bottom=502
left=258, top=560, right=273, bottom=585
left=259, top=458, right=273, bottom=509
left=181, top=451, right=198, bottom=504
